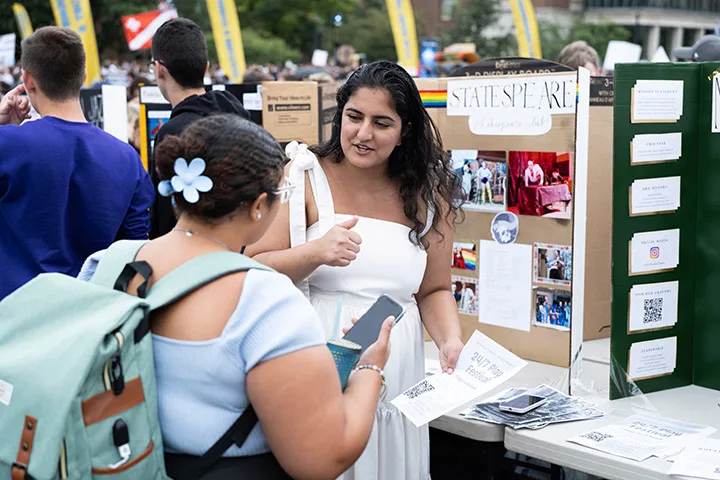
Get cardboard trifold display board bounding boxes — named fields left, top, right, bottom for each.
left=611, top=62, right=720, bottom=400
left=417, top=70, right=591, bottom=382
left=139, top=82, right=338, bottom=173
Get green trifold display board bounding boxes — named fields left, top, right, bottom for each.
left=611, top=62, right=720, bottom=400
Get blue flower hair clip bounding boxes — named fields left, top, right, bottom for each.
left=158, top=157, right=213, bottom=204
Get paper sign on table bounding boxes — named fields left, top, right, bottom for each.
left=628, top=336, right=677, bottom=380
left=629, top=229, right=680, bottom=275
left=478, top=241, right=533, bottom=332
left=631, top=132, right=682, bottom=165
left=628, top=281, right=678, bottom=333
left=631, top=80, right=684, bottom=123
left=391, top=330, right=527, bottom=427
left=669, top=438, right=720, bottom=479
left=630, top=176, right=681, bottom=216
left=568, top=414, right=715, bottom=462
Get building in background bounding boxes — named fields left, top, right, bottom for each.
left=412, top=0, right=718, bottom=60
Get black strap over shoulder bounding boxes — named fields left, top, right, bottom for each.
left=113, top=261, right=153, bottom=298
left=179, top=406, right=260, bottom=480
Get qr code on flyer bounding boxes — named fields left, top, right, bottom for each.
left=643, top=297, right=663, bottom=324
left=581, top=431, right=613, bottom=442
left=404, top=380, right=435, bottom=399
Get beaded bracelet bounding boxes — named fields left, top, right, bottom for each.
left=351, top=364, right=387, bottom=401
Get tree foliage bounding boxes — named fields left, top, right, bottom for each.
left=336, top=7, right=397, bottom=62
left=540, top=18, right=632, bottom=63
left=441, top=0, right=514, bottom=59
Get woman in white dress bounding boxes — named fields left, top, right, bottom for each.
left=249, top=61, right=464, bottom=480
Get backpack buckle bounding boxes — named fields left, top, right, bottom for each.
left=12, top=461, right=28, bottom=479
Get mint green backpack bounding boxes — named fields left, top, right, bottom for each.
left=0, top=240, right=270, bottom=480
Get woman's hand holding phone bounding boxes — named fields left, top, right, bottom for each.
left=345, top=316, right=394, bottom=370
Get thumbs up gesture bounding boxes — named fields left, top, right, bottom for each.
left=315, top=216, right=362, bottom=267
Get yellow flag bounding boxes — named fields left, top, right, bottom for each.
left=206, top=0, right=247, bottom=83
left=385, top=0, right=419, bottom=76
left=12, top=4, right=33, bottom=40
left=509, top=0, right=543, bottom=59
left=49, top=0, right=101, bottom=87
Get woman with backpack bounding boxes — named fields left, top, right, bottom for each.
left=79, top=114, right=393, bottom=479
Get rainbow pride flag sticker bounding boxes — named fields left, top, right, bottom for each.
left=420, top=90, right=447, bottom=108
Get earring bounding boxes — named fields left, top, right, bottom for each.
left=257, top=213, right=262, bottom=220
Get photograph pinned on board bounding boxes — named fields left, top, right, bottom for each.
left=452, top=241, right=477, bottom=271
left=507, top=151, right=573, bottom=219
left=452, top=276, right=479, bottom=316
left=534, top=243, right=572, bottom=287
left=534, top=289, right=572, bottom=331
left=450, top=150, right=507, bottom=212
left=491, top=212, right=519, bottom=245
left=148, top=111, right=172, bottom=152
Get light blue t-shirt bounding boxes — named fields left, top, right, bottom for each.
left=79, top=252, right=326, bottom=456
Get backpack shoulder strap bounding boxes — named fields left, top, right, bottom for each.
left=180, top=406, right=260, bottom=480
left=90, top=240, right=149, bottom=288
left=144, top=252, right=272, bottom=311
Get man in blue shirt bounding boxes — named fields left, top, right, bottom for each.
left=0, top=27, right=154, bottom=300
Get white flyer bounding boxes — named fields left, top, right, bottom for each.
left=630, top=176, right=681, bottom=215
left=630, top=229, right=680, bottom=275
left=628, top=336, right=677, bottom=380
left=628, top=281, right=679, bottom=332
left=391, top=330, right=527, bottom=427
left=669, top=438, right=720, bottom=479
left=632, top=80, right=684, bottom=123
left=631, top=132, right=682, bottom=164
left=569, top=414, right=715, bottom=462
left=477, top=241, right=533, bottom=332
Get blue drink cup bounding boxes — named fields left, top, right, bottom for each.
left=327, top=338, right=362, bottom=390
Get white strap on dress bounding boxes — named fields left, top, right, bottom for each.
left=286, top=141, right=336, bottom=296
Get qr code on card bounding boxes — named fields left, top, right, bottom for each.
left=643, top=297, right=663, bottom=324
left=581, top=431, right=613, bottom=442
left=404, top=380, right=435, bottom=399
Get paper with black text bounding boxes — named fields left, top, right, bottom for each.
left=669, top=438, right=720, bottom=479
left=391, top=330, right=527, bottom=427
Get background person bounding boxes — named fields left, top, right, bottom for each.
left=0, top=27, right=153, bottom=301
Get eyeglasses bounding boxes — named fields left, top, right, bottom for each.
left=147, top=59, right=167, bottom=76
left=274, top=177, right=295, bottom=203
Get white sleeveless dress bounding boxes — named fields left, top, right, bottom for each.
left=287, top=143, right=431, bottom=480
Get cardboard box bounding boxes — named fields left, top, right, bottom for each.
left=262, top=81, right=338, bottom=146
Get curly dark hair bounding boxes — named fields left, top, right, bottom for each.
left=311, top=61, right=462, bottom=248
left=155, top=115, right=285, bottom=221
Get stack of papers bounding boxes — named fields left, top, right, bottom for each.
left=463, top=385, right=605, bottom=430
left=568, top=414, right=716, bottom=462
left=669, top=438, right=720, bottom=479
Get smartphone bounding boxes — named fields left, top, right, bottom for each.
left=498, top=395, right=548, bottom=414
left=342, top=295, right=405, bottom=353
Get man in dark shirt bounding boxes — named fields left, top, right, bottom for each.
left=149, top=18, right=250, bottom=238
left=0, top=27, right=154, bottom=300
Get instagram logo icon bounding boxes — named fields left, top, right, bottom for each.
left=650, top=246, right=660, bottom=259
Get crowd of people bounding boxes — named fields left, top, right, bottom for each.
left=0, top=18, right=462, bottom=480
left=5, top=12, right=720, bottom=479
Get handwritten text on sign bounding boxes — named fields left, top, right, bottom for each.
left=447, top=74, right=576, bottom=116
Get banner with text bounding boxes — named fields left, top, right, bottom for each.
left=206, top=0, right=247, bottom=83
left=386, top=0, right=419, bottom=77
left=49, top=0, right=101, bottom=86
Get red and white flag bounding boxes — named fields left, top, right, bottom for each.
left=121, top=9, right=178, bottom=52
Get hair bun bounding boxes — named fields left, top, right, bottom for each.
left=155, top=135, right=185, bottom=181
